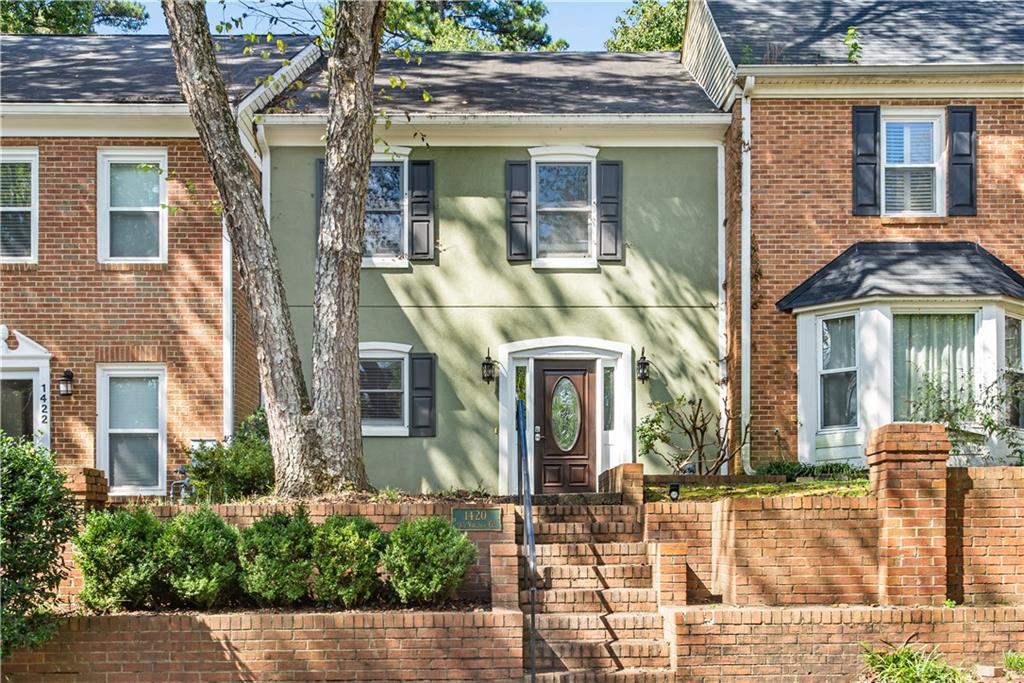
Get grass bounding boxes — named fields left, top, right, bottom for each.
left=861, top=642, right=967, bottom=683
left=644, top=478, right=870, bottom=502
left=1006, top=651, right=1024, bottom=674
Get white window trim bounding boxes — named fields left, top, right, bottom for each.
left=96, top=363, right=167, bottom=496
left=0, top=325, right=51, bottom=448
left=358, top=341, right=411, bottom=437
left=528, top=146, right=599, bottom=270
left=363, top=147, right=410, bottom=269
left=0, top=147, right=39, bottom=264
left=1006, top=314, right=1024, bottom=372
left=817, top=312, right=859, bottom=433
left=879, top=108, right=946, bottom=217
left=96, top=148, right=169, bottom=264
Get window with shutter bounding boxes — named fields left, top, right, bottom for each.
left=528, top=146, right=600, bottom=269
left=358, top=342, right=412, bottom=436
left=880, top=110, right=945, bottom=216
left=0, top=148, right=38, bottom=263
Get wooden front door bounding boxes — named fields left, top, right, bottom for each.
left=533, top=360, right=595, bottom=494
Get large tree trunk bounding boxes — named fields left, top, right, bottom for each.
left=162, top=0, right=382, bottom=495
left=311, top=2, right=387, bottom=489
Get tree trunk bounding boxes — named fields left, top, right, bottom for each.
left=311, top=2, right=386, bottom=490
left=163, top=0, right=380, bottom=496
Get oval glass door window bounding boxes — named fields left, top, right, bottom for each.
left=551, top=376, right=581, bottom=451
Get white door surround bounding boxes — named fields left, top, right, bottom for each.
left=497, top=336, right=634, bottom=495
left=0, top=325, right=52, bottom=448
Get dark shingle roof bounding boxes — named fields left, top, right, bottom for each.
left=277, top=51, right=719, bottom=115
left=777, top=242, right=1024, bottom=311
left=707, top=0, right=1024, bottom=66
left=0, top=34, right=313, bottom=104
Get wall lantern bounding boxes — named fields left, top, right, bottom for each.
left=668, top=482, right=681, bottom=502
left=57, top=369, right=74, bottom=396
left=636, top=348, right=651, bottom=383
left=481, top=349, right=496, bottom=384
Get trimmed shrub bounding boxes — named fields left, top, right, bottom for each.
left=186, top=433, right=274, bottom=504
left=312, top=516, right=386, bottom=607
left=0, top=436, right=79, bottom=656
left=76, top=507, right=163, bottom=611
left=157, top=508, right=239, bottom=608
left=237, top=507, right=313, bottom=606
left=381, top=516, right=477, bottom=605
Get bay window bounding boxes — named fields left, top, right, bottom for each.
left=892, top=313, right=976, bottom=421
left=819, top=315, right=858, bottom=429
left=1007, top=316, right=1024, bottom=428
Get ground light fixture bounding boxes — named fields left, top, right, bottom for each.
left=668, top=482, right=681, bottom=501
left=57, top=369, right=74, bottom=396
left=481, top=349, right=496, bottom=383
left=636, top=347, right=650, bottom=383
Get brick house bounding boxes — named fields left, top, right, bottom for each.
left=682, top=0, right=1024, bottom=470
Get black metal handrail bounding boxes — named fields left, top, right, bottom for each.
left=516, top=398, right=537, bottom=682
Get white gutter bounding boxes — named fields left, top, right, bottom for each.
left=221, top=219, right=234, bottom=439
left=256, top=124, right=272, bottom=220
left=0, top=102, right=191, bottom=115
left=739, top=62, right=1024, bottom=77
left=259, top=112, right=735, bottom=126
left=739, top=75, right=755, bottom=474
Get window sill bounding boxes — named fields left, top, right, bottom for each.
left=531, top=258, right=599, bottom=271
left=363, top=425, right=409, bottom=437
left=108, top=486, right=166, bottom=497
left=362, top=257, right=410, bottom=270
left=880, top=216, right=948, bottom=226
left=98, top=261, right=168, bottom=271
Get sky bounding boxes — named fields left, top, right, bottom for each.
left=102, top=1, right=632, bottom=51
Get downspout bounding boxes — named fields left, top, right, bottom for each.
left=739, top=75, right=756, bottom=474
left=222, top=218, right=234, bottom=439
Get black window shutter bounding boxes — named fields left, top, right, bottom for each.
left=597, top=161, right=623, bottom=261
left=409, top=160, right=435, bottom=259
left=408, top=352, right=436, bottom=437
left=947, top=106, right=977, bottom=216
left=506, top=161, right=531, bottom=261
left=315, top=158, right=325, bottom=241
left=851, top=106, right=881, bottom=216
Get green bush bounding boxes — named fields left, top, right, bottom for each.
left=237, top=507, right=313, bottom=606
left=381, top=516, right=476, bottom=605
left=861, top=642, right=966, bottom=683
left=76, top=508, right=163, bottom=611
left=312, top=516, right=386, bottom=607
left=157, top=508, right=239, bottom=608
left=754, top=460, right=867, bottom=482
left=0, top=435, right=80, bottom=656
left=1006, top=651, right=1024, bottom=674
left=186, top=433, right=274, bottom=504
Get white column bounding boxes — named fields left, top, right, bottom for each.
left=860, top=304, right=893, bottom=447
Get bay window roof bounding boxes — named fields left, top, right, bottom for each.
left=777, top=241, right=1024, bottom=312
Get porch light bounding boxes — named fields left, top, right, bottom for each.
left=636, top=348, right=650, bottom=383
left=481, top=349, right=496, bottom=384
left=57, top=369, right=74, bottom=396
left=668, top=482, right=681, bottom=501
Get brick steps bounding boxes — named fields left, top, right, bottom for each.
left=532, top=521, right=644, bottom=544
left=519, top=588, right=657, bottom=614
left=530, top=668, right=675, bottom=682
left=532, top=639, right=670, bottom=672
left=528, top=613, right=665, bottom=641
left=530, top=542, right=650, bottom=566
left=524, top=563, right=653, bottom=590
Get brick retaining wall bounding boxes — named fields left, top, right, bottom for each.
left=2, top=610, right=524, bottom=682
left=670, top=606, right=1024, bottom=681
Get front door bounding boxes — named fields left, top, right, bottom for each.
left=0, top=372, right=37, bottom=441
left=533, top=360, right=595, bottom=494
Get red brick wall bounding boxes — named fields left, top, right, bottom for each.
left=0, top=137, right=226, bottom=488
left=736, top=98, right=1024, bottom=463
left=2, top=610, right=524, bottom=682
left=671, top=606, right=1024, bottom=681
left=947, top=467, right=1024, bottom=605
left=645, top=501, right=718, bottom=603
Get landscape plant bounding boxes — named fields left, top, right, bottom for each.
left=312, top=515, right=387, bottom=607
left=75, top=507, right=164, bottom=611
left=185, top=411, right=274, bottom=503
left=1005, top=651, right=1024, bottom=675
left=860, top=640, right=966, bottom=683
left=157, top=507, right=239, bottom=608
left=754, top=460, right=867, bottom=482
left=638, top=395, right=749, bottom=475
left=0, top=435, right=80, bottom=656
left=381, top=516, right=477, bottom=605
left=237, top=507, right=314, bottom=606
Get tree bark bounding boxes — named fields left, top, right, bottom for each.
left=311, top=2, right=387, bottom=490
left=162, top=0, right=382, bottom=496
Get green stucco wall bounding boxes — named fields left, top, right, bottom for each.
left=269, top=145, right=720, bottom=492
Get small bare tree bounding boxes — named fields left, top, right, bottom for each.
left=637, top=396, right=750, bottom=476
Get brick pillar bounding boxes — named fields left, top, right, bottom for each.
left=650, top=542, right=688, bottom=607
left=59, top=466, right=108, bottom=510
left=867, top=423, right=950, bottom=606
left=598, top=463, right=645, bottom=505
left=490, top=543, right=520, bottom=609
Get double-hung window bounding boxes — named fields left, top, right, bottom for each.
left=0, top=148, right=38, bottom=263
left=819, top=315, right=858, bottom=429
left=358, top=342, right=410, bottom=436
left=530, top=147, right=597, bottom=268
left=1006, top=316, right=1024, bottom=428
left=363, top=150, right=409, bottom=267
left=98, top=148, right=168, bottom=263
left=97, top=364, right=167, bottom=495
left=881, top=111, right=944, bottom=216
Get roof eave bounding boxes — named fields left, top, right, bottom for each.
left=258, top=112, right=733, bottom=125
left=739, top=62, right=1024, bottom=77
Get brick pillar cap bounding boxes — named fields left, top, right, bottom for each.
left=866, top=422, right=951, bottom=459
